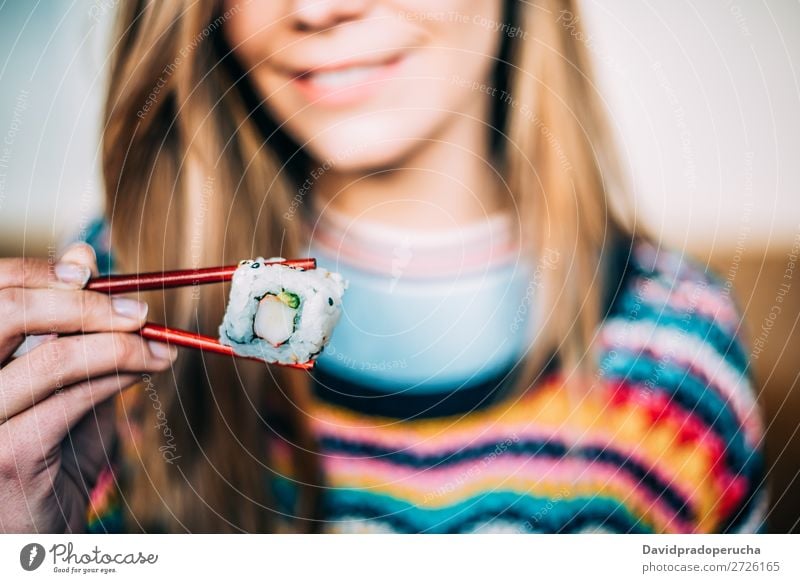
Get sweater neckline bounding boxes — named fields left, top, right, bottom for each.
left=304, top=201, right=520, bottom=278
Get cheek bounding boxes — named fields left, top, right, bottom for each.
left=224, top=1, right=283, bottom=62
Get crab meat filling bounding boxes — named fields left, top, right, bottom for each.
left=253, top=293, right=298, bottom=346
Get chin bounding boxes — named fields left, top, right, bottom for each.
left=307, top=141, right=416, bottom=172
left=298, top=114, right=439, bottom=172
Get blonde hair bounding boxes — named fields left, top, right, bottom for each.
left=102, top=0, right=630, bottom=532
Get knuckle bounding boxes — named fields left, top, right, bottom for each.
left=79, top=290, right=107, bottom=318
left=0, top=445, right=17, bottom=483
left=0, top=287, right=22, bottom=316
left=39, top=338, right=65, bottom=369
left=51, top=336, right=96, bottom=372
left=0, top=462, right=12, bottom=485
left=3, top=257, right=44, bottom=288
left=4, top=257, right=25, bottom=284
left=112, top=334, right=143, bottom=365
left=20, top=257, right=43, bottom=285
left=9, top=258, right=31, bottom=283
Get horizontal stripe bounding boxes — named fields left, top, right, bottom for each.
left=324, top=489, right=653, bottom=533
left=636, top=276, right=739, bottom=335
left=601, top=318, right=762, bottom=447
left=311, top=364, right=519, bottom=419
left=601, top=348, right=756, bottom=472
left=309, top=208, right=518, bottom=278
left=310, top=373, right=742, bottom=461
left=612, top=290, right=750, bottom=374
left=319, top=436, right=695, bottom=523
left=310, top=378, right=746, bottom=521
left=324, top=454, right=695, bottom=531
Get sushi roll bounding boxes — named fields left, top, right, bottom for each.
left=219, top=257, right=347, bottom=364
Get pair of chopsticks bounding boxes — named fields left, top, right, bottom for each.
left=86, top=258, right=317, bottom=370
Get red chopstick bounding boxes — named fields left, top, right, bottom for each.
left=87, top=258, right=316, bottom=293
left=86, top=258, right=317, bottom=370
left=140, top=324, right=314, bottom=370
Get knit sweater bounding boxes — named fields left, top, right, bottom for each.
left=82, top=219, right=765, bottom=533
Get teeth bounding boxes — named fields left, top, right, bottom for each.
left=307, top=65, right=381, bottom=88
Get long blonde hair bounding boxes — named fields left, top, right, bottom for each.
left=102, top=0, right=630, bottom=532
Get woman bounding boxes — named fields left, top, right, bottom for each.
left=0, top=0, right=765, bottom=533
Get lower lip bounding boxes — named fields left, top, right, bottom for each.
left=291, top=56, right=405, bottom=107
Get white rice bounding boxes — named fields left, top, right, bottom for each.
left=218, top=258, right=347, bottom=364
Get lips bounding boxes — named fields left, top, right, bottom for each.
left=302, top=62, right=391, bottom=89
left=283, top=53, right=406, bottom=106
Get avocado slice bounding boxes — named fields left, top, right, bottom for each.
left=277, top=290, right=300, bottom=309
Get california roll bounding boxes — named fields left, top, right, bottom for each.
left=219, top=258, right=347, bottom=365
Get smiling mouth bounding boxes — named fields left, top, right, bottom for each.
left=302, top=61, right=394, bottom=88
left=289, top=54, right=405, bottom=104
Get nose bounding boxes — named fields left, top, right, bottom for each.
left=290, top=0, right=372, bottom=30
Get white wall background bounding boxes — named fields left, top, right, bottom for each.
left=0, top=1, right=113, bottom=253
left=0, top=1, right=798, bottom=254
left=581, top=0, right=800, bottom=251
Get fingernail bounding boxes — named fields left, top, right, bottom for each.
left=54, top=262, right=91, bottom=286
left=111, top=297, right=148, bottom=320
left=148, top=340, right=178, bottom=362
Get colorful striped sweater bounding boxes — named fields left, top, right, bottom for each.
left=82, top=219, right=765, bottom=533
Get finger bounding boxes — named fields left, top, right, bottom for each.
left=58, top=242, right=98, bottom=278
left=0, top=287, right=148, bottom=338
left=0, top=243, right=99, bottom=291
left=0, top=257, right=64, bottom=290
left=0, top=373, right=139, bottom=476
left=0, top=288, right=149, bottom=363
left=60, top=395, right=118, bottom=485
left=0, top=333, right=176, bottom=423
